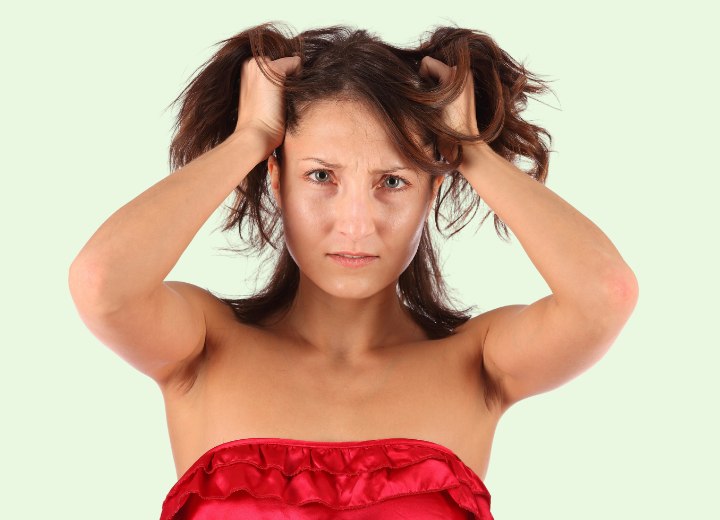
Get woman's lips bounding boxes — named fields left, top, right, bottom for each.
left=327, top=254, right=378, bottom=268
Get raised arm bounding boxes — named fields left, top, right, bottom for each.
left=68, top=55, right=301, bottom=389
left=419, top=55, right=639, bottom=411
left=68, top=129, right=267, bottom=387
left=460, top=141, right=638, bottom=410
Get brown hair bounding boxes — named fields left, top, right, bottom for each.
left=165, top=21, right=556, bottom=409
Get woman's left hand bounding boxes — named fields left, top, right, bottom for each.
left=418, top=55, right=482, bottom=160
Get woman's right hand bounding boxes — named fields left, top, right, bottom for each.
left=233, top=54, right=302, bottom=157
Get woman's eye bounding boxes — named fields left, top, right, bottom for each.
left=383, top=176, right=407, bottom=190
left=304, top=169, right=410, bottom=191
left=308, top=170, right=331, bottom=183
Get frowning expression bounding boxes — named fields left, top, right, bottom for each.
left=267, top=98, right=444, bottom=298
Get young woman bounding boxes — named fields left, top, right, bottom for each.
left=68, top=22, right=638, bottom=519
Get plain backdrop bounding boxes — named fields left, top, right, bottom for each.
left=2, top=1, right=717, bottom=518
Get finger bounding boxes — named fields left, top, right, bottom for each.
left=419, top=56, right=455, bottom=84
left=270, top=55, right=302, bottom=76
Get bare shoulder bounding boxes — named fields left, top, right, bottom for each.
left=159, top=281, right=240, bottom=395
left=453, top=311, right=490, bottom=337
left=167, top=282, right=241, bottom=342
left=457, top=305, right=527, bottom=340
left=451, top=310, right=493, bottom=371
left=453, top=305, right=529, bottom=413
left=452, top=309, right=497, bottom=352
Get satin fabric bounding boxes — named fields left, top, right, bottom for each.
left=160, top=437, right=494, bottom=519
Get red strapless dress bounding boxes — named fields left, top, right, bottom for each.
left=159, top=437, right=494, bottom=519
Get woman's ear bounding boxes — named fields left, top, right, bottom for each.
left=431, top=174, right=444, bottom=200
left=426, top=174, right=445, bottom=216
left=267, top=152, right=282, bottom=211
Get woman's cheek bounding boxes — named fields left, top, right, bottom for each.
left=290, top=196, right=327, bottom=233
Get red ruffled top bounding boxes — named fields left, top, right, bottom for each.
left=160, top=437, right=494, bottom=519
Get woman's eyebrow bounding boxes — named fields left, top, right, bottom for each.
left=300, top=157, right=409, bottom=175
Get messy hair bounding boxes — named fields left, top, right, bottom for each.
left=165, top=21, right=555, bottom=410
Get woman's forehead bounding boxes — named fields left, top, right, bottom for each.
left=294, top=101, right=388, bottom=137
left=288, top=105, right=430, bottom=153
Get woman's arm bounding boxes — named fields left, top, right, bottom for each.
left=68, top=129, right=267, bottom=313
left=67, top=129, right=269, bottom=386
left=418, top=55, right=638, bottom=407
left=460, top=141, right=639, bottom=408
left=67, top=56, right=300, bottom=387
left=419, top=54, right=638, bottom=408
left=462, top=141, right=637, bottom=306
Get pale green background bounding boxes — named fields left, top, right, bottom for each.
left=2, top=0, right=717, bottom=518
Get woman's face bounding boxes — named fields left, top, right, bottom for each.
left=267, top=99, right=444, bottom=300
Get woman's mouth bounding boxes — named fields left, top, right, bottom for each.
left=327, top=254, right=378, bottom=268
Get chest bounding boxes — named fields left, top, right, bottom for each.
left=162, top=322, right=500, bottom=480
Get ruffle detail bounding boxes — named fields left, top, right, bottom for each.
left=160, top=437, right=493, bottom=519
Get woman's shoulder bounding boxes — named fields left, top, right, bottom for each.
left=157, top=283, right=251, bottom=395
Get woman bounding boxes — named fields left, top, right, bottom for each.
left=68, top=22, right=638, bottom=519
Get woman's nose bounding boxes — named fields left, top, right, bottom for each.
left=334, top=187, right=377, bottom=239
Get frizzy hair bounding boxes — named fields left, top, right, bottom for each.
left=164, top=21, right=556, bottom=410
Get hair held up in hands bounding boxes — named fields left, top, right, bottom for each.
left=164, top=21, right=555, bottom=404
